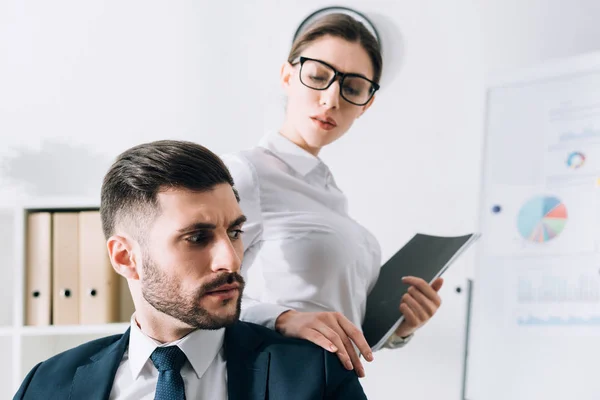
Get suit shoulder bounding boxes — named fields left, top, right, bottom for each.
left=242, top=321, right=317, bottom=347
left=239, top=321, right=280, bottom=339
left=236, top=322, right=366, bottom=398
left=15, top=333, right=126, bottom=399
left=240, top=322, right=363, bottom=372
left=37, top=333, right=123, bottom=370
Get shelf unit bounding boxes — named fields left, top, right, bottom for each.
left=1, top=198, right=135, bottom=397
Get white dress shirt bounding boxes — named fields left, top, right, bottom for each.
left=109, top=315, right=228, bottom=400
left=222, top=132, right=383, bottom=333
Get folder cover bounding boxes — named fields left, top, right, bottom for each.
left=362, top=233, right=480, bottom=350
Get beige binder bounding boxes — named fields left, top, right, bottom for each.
left=25, top=212, right=52, bottom=326
left=78, top=211, right=120, bottom=324
left=52, top=212, right=79, bottom=325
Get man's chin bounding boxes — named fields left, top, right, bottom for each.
left=195, top=313, right=239, bottom=330
left=193, top=303, right=240, bottom=329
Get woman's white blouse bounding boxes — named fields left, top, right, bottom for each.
left=222, top=132, right=382, bottom=331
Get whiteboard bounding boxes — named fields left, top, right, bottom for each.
left=467, top=52, right=600, bottom=400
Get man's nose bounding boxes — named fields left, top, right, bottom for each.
left=209, top=235, right=242, bottom=273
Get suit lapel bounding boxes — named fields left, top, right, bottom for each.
left=68, top=324, right=269, bottom=400
left=69, top=329, right=130, bottom=400
left=225, top=322, right=270, bottom=400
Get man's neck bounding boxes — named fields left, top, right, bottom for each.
left=133, top=311, right=195, bottom=344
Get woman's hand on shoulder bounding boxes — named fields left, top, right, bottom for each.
left=275, top=310, right=373, bottom=377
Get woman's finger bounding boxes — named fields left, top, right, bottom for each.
left=337, top=314, right=374, bottom=362
left=400, top=303, right=419, bottom=326
left=335, top=326, right=365, bottom=377
left=303, top=328, right=339, bottom=353
left=402, top=276, right=441, bottom=304
left=402, top=294, right=428, bottom=323
left=431, top=277, right=444, bottom=292
left=408, top=287, right=438, bottom=316
left=313, top=324, right=355, bottom=372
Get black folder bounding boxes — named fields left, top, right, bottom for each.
left=362, top=233, right=480, bottom=350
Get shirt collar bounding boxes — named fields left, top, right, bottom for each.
left=128, top=314, right=225, bottom=381
left=258, top=132, right=323, bottom=176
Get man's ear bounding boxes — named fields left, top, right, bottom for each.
left=107, top=234, right=140, bottom=280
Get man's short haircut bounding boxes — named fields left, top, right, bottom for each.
left=100, top=140, right=237, bottom=240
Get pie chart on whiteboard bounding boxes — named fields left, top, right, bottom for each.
left=517, top=196, right=568, bottom=243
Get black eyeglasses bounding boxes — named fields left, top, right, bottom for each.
left=291, top=57, right=380, bottom=106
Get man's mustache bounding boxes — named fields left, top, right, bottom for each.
left=199, top=272, right=245, bottom=296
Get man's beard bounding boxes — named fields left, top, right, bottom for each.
left=141, top=254, right=245, bottom=330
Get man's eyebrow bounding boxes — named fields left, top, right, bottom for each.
left=177, top=222, right=216, bottom=233
left=229, top=215, right=247, bottom=229
left=177, top=215, right=246, bottom=233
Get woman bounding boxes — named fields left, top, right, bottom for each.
left=222, top=13, right=443, bottom=378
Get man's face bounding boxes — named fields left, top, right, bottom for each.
left=140, top=184, right=246, bottom=329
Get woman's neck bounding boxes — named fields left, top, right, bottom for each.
left=279, top=120, right=321, bottom=157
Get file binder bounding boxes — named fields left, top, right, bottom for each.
left=52, top=212, right=80, bottom=325
left=25, top=212, right=52, bottom=326
left=78, top=211, right=119, bottom=324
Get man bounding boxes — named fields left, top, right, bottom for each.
left=14, top=140, right=367, bottom=400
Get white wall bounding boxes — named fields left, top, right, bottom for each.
left=480, top=0, right=600, bottom=80
left=0, top=0, right=485, bottom=398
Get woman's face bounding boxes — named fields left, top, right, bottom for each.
left=280, top=35, right=376, bottom=154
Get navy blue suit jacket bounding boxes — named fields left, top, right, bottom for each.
left=14, top=321, right=367, bottom=400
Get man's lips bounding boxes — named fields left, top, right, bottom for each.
left=205, top=284, right=240, bottom=294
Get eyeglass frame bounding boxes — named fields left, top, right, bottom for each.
left=290, top=56, right=380, bottom=106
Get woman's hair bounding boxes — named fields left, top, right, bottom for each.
left=288, top=13, right=383, bottom=84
